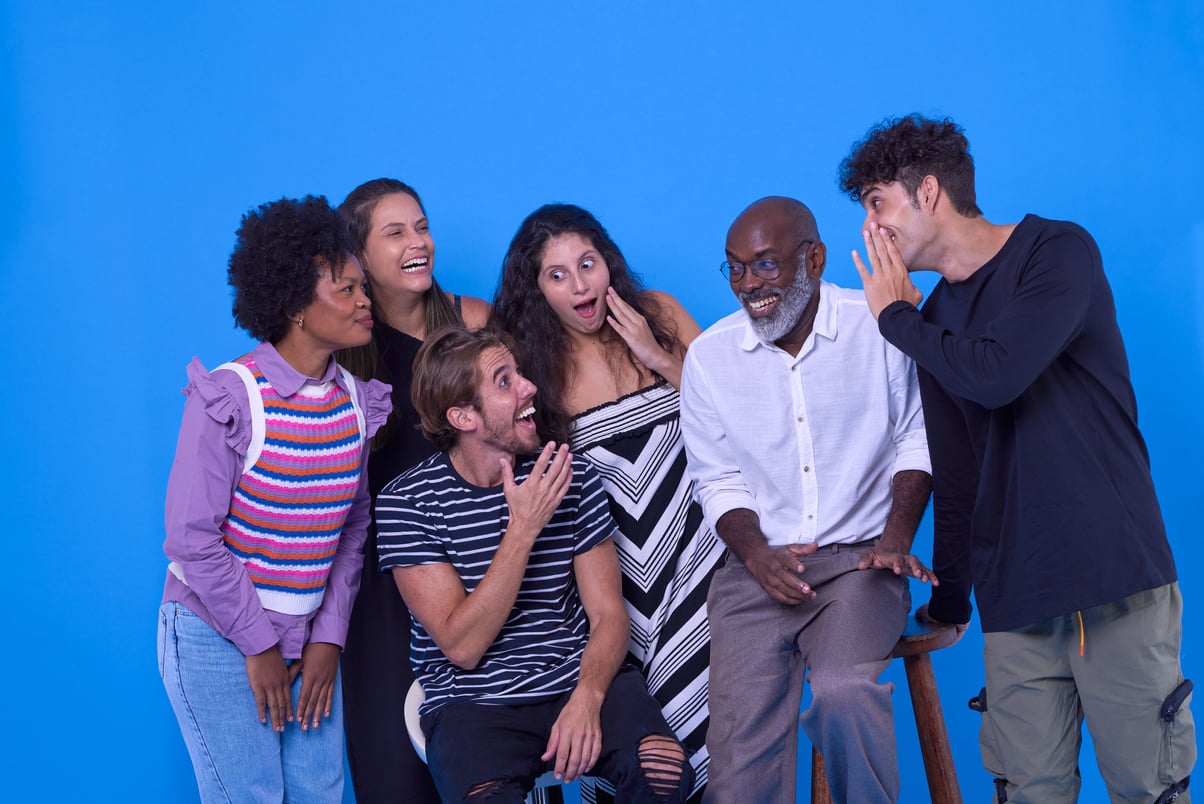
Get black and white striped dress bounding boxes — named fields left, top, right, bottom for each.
left=571, top=381, right=727, bottom=802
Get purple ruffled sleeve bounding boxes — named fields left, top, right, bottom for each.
left=163, top=358, right=280, bottom=656
left=356, top=376, right=393, bottom=441
left=182, top=357, right=252, bottom=454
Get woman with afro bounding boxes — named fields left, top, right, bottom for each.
left=158, top=195, right=391, bottom=803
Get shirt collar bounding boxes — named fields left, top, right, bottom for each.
left=251, top=341, right=340, bottom=397
left=739, top=280, right=838, bottom=353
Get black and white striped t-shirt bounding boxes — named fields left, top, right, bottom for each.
left=376, top=451, right=616, bottom=714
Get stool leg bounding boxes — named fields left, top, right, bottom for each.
left=810, top=746, right=833, bottom=804
left=903, top=653, right=961, bottom=804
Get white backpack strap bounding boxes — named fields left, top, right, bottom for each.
left=340, top=366, right=367, bottom=444
left=215, top=361, right=265, bottom=474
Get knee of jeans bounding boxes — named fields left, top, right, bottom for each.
left=637, top=734, right=693, bottom=802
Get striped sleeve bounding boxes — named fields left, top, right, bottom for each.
left=571, top=457, right=616, bottom=555
left=376, top=457, right=448, bottom=571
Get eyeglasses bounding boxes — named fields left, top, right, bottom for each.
left=720, top=239, right=813, bottom=282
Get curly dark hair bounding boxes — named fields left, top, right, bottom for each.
left=227, top=195, right=355, bottom=343
left=488, top=203, right=676, bottom=444
left=336, top=178, right=464, bottom=451
left=838, top=114, right=983, bottom=217
left=411, top=325, right=519, bottom=451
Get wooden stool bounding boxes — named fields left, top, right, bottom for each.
left=809, top=617, right=963, bottom=804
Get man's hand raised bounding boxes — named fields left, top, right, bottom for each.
left=852, top=221, right=923, bottom=319
left=500, top=442, right=572, bottom=539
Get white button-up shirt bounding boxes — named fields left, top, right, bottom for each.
left=680, top=281, right=930, bottom=548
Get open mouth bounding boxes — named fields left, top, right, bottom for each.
left=743, top=292, right=780, bottom=316
left=516, top=405, right=536, bottom=430
left=401, top=256, right=429, bottom=273
left=574, top=299, right=599, bottom=318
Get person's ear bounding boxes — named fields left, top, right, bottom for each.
left=447, top=405, right=477, bottom=433
left=807, top=240, right=827, bottom=280
left=920, top=175, right=941, bottom=213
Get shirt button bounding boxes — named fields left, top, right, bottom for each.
left=797, top=415, right=804, bottom=422
left=807, top=514, right=814, bottom=520
left=803, top=466, right=810, bottom=472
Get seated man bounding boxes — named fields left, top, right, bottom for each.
left=376, top=325, right=693, bottom=804
left=680, top=196, right=935, bottom=804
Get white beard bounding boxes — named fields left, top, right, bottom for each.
left=742, top=269, right=816, bottom=344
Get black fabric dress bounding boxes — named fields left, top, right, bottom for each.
left=341, top=322, right=440, bottom=804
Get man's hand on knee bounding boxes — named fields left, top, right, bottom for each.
left=856, top=547, right=939, bottom=585
left=542, top=693, right=603, bottom=782
left=746, top=542, right=818, bottom=605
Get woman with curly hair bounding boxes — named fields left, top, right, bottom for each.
left=158, top=195, right=391, bottom=803
left=489, top=204, right=726, bottom=803
left=333, top=178, right=489, bottom=804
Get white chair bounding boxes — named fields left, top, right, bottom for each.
left=403, top=680, right=565, bottom=794
left=403, top=679, right=431, bottom=762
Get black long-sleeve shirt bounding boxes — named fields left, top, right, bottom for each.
left=878, top=214, right=1177, bottom=632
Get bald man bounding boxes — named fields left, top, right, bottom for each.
left=679, top=197, right=936, bottom=803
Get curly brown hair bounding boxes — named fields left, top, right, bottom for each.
left=838, top=115, right=983, bottom=217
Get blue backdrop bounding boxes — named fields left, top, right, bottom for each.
left=4, top=1, right=1200, bottom=801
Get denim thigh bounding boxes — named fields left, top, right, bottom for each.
left=157, top=601, right=343, bottom=803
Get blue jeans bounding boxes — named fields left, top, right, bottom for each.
left=157, top=601, right=345, bottom=803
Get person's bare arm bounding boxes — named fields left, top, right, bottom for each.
left=856, top=470, right=937, bottom=584
left=541, top=538, right=630, bottom=782
left=457, top=294, right=491, bottom=330
left=716, top=508, right=818, bottom=605
left=393, top=443, right=571, bottom=669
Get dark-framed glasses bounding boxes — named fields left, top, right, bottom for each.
left=720, top=239, right=813, bottom=282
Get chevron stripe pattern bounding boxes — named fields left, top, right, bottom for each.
left=571, top=382, right=727, bottom=801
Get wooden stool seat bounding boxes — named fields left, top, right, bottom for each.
left=809, top=617, right=963, bottom=804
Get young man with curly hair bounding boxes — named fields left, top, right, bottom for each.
left=841, top=114, right=1194, bottom=803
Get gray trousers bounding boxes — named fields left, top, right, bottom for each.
left=702, top=542, right=909, bottom=804
left=982, top=582, right=1195, bottom=804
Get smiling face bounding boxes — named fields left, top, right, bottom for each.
left=536, top=232, right=612, bottom=338
left=360, top=192, right=435, bottom=302
left=292, top=256, right=374, bottom=353
left=725, top=201, right=821, bottom=346
left=859, top=180, right=932, bottom=267
left=466, top=345, right=541, bottom=457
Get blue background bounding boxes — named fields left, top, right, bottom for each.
left=3, top=1, right=1200, bottom=800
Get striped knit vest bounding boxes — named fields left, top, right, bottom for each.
left=217, top=356, right=364, bottom=615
